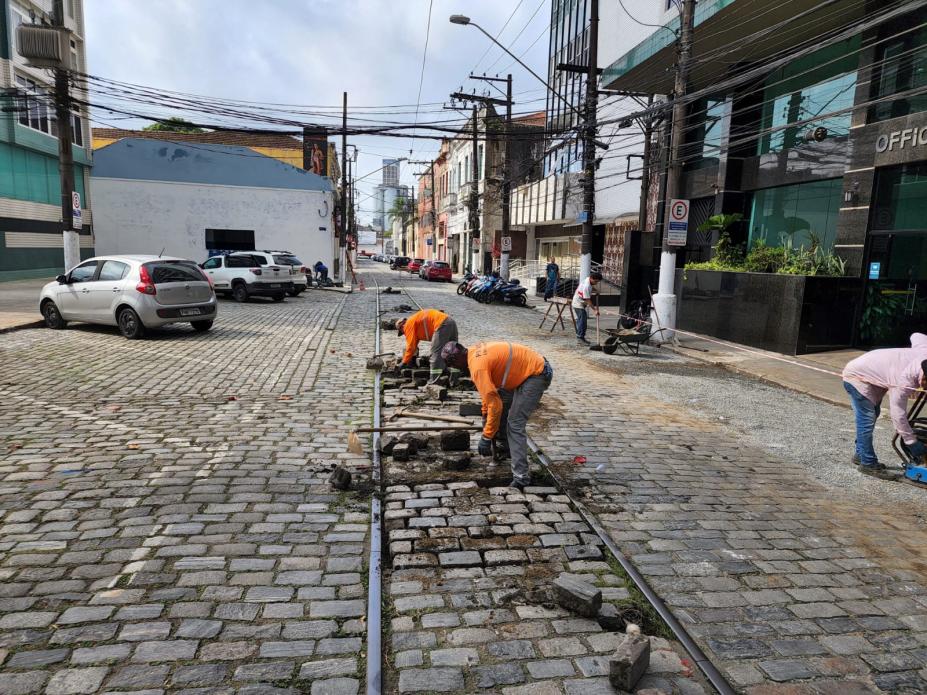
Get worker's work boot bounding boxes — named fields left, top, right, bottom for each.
left=448, top=368, right=461, bottom=388
left=427, top=369, right=443, bottom=385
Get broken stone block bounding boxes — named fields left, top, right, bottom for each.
left=366, top=357, right=385, bottom=370
left=458, top=402, right=482, bottom=417
left=392, top=443, right=413, bottom=462
left=381, top=379, right=402, bottom=390
left=401, top=368, right=414, bottom=378
left=442, top=454, right=471, bottom=471
left=553, top=573, right=602, bottom=618
left=597, top=602, right=624, bottom=632
left=417, top=356, right=431, bottom=368
left=424, top=384, right=448, bottom=401
left=440, top=430, right=471, bottom=452
left=609, top=633, right=650, bottom=691
left=381, top=319, right=397, bottom=330
left=414, top=378, right=428, bottom=387
left=398, top=432, right=425, bottom=452
left=329, top=467, right=352, bottom=491
left=378, top=435, right=399, bottom=455
left=412, top=369, right=430, bottom=379
left=457, top=377, right=476, bottom=391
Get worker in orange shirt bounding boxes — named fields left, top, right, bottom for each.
left=396, top=309, right=460, bottom=383
left=441, top=341, right=553, bottom=490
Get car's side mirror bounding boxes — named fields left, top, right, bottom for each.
left=56, top=274, right=68, bottom=284
left=199, top=263, right=205, bottom=268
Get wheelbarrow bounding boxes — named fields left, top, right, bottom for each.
left=601, top=325, right=651, bottom=356
left=891, top=390, right=927, bottom=486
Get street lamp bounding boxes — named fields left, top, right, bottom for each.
left=448, top=14, right=580, bottom=117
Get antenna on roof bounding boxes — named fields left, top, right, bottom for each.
left=158, top=247, right=165, bottom=257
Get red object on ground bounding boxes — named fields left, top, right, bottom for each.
left=572, top=455, right=587, bottom=465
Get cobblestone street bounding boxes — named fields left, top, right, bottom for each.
left=3, top=262, right=927, bottom=694
left=0, top=291, right=375, bottom=695
left=375, top=263, right=927, bottom=694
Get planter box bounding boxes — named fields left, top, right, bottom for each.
left=677, top=269, right=862, bottom=355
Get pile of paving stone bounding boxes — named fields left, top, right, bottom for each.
left=382, top=481, right=707, bottom=694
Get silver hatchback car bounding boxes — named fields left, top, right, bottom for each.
left=39, top=255, right=218, bottom=339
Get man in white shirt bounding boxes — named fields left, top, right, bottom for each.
left=572, top=271, right=601, bottom=344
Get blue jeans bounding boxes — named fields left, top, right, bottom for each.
left=844, top=381, right=880, bottom=467
left=574, top=307, right=587, bottom=339
left=544, top=276, right=557, bottom=300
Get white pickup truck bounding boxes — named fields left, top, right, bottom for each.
left=200, top=253, right=293, bottom=302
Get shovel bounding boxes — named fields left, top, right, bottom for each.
left=589, top=311, right=603, bottom=352
left=347, top=424, right=481, bottom=454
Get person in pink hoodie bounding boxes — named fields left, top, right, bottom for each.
left=842, top=333, right=927, bottom=476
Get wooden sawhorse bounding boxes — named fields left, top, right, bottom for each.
left=539, top=297, right=577, bottom=333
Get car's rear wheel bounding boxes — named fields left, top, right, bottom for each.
left=42, top=301, right=67, bottom=329
left=232, top=284, right=249, bottom=303
left=287, top=287, right=302, bottom=297
left=272, top=293, right=286, bottom=302
left=117, top=307, right=145, bottom=339
left=192, top=320, right=214, bottom=332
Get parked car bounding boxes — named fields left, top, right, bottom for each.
left=423, top=260, right=453, bottom=282
left=39, top=255, right=217, bottom=339
left=407, top=258, right=425, bottom=274
left=255, top=250, right=308, bottom=296
left=390, top=256, right=410, bottom=270
left=200, top=253, right=293, bottom=302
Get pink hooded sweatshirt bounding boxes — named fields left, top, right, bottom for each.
left=842, top=333, right=927, bottom=444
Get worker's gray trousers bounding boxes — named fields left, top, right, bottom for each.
left=429, top=318, right=459, bottom=372
left=498, top=359, right=553, bottom=486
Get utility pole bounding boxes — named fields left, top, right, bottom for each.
left=452, top=85, right=513, bottom=275
left=651, top=0, right=696, bottom=338
left=470, top=105, right=482, bottom=273
left=340, top=91, right=348, bottom=283
left=51, top=0, right=78, bottom=271
left=501, top=74, right=512, bottom=280
left=580, top=0, right=599, bottom=283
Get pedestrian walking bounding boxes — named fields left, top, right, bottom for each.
left=842, top=332, right=927, bottom=477
left=543, top=256, right=560, bottom=301
left=397, top=308, right=459, bottom=383
left=441, top=341, right=553, bottom=490
left=572, top=270, right=601, bottom=344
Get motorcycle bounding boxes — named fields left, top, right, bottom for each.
left=488, top=278, right=528, bottom=306
left=456, top=270, right=476, bottom=296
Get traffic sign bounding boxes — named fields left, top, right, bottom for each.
left=501, top=236, right=512, bottom=252
left=71, top=191, right=82, bottom=230
left=667, top=198, right=689, bottom=246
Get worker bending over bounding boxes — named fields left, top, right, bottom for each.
left=442, top=341, right=553, bottom=490
left=842, top=332, right=927, bottom=477
left=397, top=308, right=459, bottom=383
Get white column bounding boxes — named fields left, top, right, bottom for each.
left=63, top=230, right=81, bottom=272
left=650, top=250, right=677, bottom=342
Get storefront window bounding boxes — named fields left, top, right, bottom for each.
left=871, top=162, right=927, bottom=232
left=748, top=178, right=843, bottom=251
left=870, top=27, right=927, bottom=122
left=757, top=38, right=859, bottom=155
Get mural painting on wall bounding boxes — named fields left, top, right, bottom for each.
left=302, top=129, right=329, bottom=177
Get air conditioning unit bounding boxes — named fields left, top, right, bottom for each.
left=16, top=25, right=70, bottom=69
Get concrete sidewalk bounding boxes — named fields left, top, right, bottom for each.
left=0, top=277, right=48, bottom=332
left=526, top=293, right=860, bottom=409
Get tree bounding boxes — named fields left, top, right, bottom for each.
left=143, top=118, right=204, bottom=133
left=388, top=195, right=412, bottom=225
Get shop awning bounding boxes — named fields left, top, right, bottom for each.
left=601, top=0, right=866, bottom=94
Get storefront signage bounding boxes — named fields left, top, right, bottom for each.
left=667, top=198, right=689, bottom=246
left=869, top=261, right=881, bottom=280
left=875, top=126, right=927, bottom=153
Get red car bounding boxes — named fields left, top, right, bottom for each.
left=423, top=260, right=453, bottom=282
left=407, top=258, right=425, bottom=274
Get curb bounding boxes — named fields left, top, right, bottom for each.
left=0, top=319, right=44, bottom=335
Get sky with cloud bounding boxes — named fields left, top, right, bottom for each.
left=84, top=0, right=649, bottom=224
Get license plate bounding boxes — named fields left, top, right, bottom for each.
left=180, top=308, right=200, bottom=316
left=270, top=284, right=281, bottom=288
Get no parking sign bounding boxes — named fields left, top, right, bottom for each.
left=667, top=198, right=689, bottom=246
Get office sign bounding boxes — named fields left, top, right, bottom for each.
left=876, top=126, right=927, bottom=153
left=667, top=198, right=689, bottom=246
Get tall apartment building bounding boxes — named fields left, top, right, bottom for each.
left=372, top=158, right=409, bottom=233
left=603, top=0, right=927, bottom=352
left=1, top=0, right=92, bottom=280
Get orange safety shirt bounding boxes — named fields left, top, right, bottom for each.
left=467, top=341, right=545, bottom=438
left=402, top=309, right=449, bottom=365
